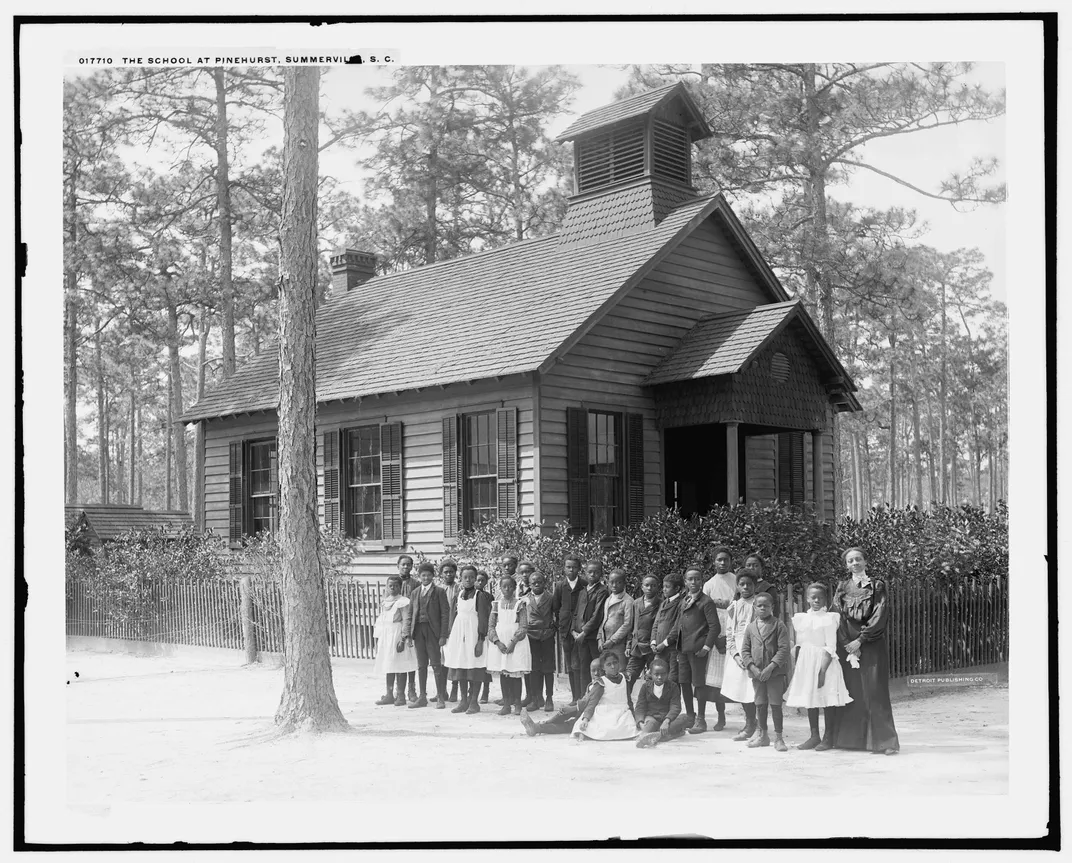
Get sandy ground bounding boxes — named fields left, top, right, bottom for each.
left=63, top=646, right=1008, bottom=841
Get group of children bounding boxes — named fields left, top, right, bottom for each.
left=373, top=549, right=853, bottom=750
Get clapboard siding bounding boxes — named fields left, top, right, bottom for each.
left=203, top=376, right=535, bottom=580
left=539, top=215, right=771, bottom=525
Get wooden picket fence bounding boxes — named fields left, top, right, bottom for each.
left=66, top=575, right=1007, bottom=677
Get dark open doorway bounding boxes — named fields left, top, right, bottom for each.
left=664, top=423, right=741, bottom=517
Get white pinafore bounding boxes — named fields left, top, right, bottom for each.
left=485, top=599, right=532, bottom=676
left=443, top=591, right=487, bottom=671
left=572, top=674, right=636, bottom=740
left=719, top=596, right=757, bottom=704
left=784, top=609, right=853, bottom=708
left=373, top=595, right=417, bottom=675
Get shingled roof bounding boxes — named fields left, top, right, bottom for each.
left=645, top=299, right=860, bottom=411
left=554, top=81, right=711, bottom=142
left=64, top=504, right=194, bottom=542
left=182, top=192, right=749, bottom=423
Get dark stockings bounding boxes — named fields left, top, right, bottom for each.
left=407, top=670, right=416, bottom=695
left=417, top=666, right=428, bottom=698
left=743, top=702, right=757, bottom=730
left=696, top=684, right=707, bottom=720
left=682, top=683, right=694, bottom=717
left=711, top=687, right=725, bottom=717
left=384, top=674, right=394, bottom=694
left=757, top=704, right=782, bottom=734
left=544, top=672, right=555, bottom=701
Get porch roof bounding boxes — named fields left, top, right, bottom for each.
left=644, top=299, right=860, bottom=411
left=64, top=504, right=193, bottom=542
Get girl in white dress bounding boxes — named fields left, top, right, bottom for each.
left=786, top=582, right=853, bottom=750
left=703, top=546, right=737, bottom=730
left=373, top=575, right=418, bottom=706
left=721, top=571, right=760, bottom=742
left=486, top=575, right=532, bottom=716
left=572, top=651, right=636, bottom=741
left=443, top=565, right=491, bottom=715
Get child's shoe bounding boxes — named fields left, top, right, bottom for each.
left=466, top=700, right=481, bottom=715
left=797, top=734, right=821, bottom=750
left=435, top=697, right=446, bottom=710
left=448, top=684, right=458, bottom=703
left=451, top=697, right=469, bottom=714
left=511, top=703, right=521, bottom=715
left=636, top=731, right=662, bottom=749
left=733, top=725, right=755, bottom=742
left=687, top=717, right=708, bottom=735
left=497, top=703, right=512, bottom=716
left=529, top=696, right=544, bottom=710
left=519, top=709, right=538, bottom=737
left=712, top=713, right=727, bottom=732
left=747, top=731, right=771, bottom=748
left=543, top=698, right=554, bottom=713
left=774, top=734, right=788, bottom=752
left=408, top=695, right=428, bottom=709
left=375, top=693, right=394, bottom=706
left=815, top=730, right=835, bottom=751
left=393, top=693, right=407, bottom=707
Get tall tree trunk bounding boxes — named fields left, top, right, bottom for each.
left=137, top=398, right=144, bottom=506
left=938, top=279, right=949, bottom=504
left=424, top=145, right=438, bottom=265
left=801, top=63, right=843, bottom=516
left=887, top=333, right=897, bottom=509
left=213, top=69, right=237, bottom=379
left=63, top=176, right=79, bottom=504
left=95, top=320, right=109, bottom=504
left=129, top=386, right=136, bottom=506
left=165, top=366, right=173, bottom=511
left=115, top=418, right=126, bottom=504
left=924, top=394, right=938, bottom=506
left=910, top=356, right=924, bottom=509
left=862, top=431, right=873, bottom=515
left=194, top=311, right=210, bottom=531
left=167, top=302, right=189, bottom=512
left=274, top=66, right=347, bottom=734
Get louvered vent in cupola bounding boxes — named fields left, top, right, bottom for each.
left=576, top=120, right=646, bottom=193
left=652, top=119, right=690, bottom=185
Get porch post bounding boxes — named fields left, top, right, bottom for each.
left=812, top=429, right=824, bottom=521
left=726, top=421, right=740, bottom=507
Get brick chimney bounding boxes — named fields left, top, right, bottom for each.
left=330, top=248, right=378, bottom=293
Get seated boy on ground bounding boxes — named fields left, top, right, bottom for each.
left=634, top=656, right=692, bottom=748
left=519, top=658, right=603, bottom=737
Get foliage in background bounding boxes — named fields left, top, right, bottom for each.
left=443, top=503, right=1007, bottom=598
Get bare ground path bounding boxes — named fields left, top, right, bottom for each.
left=65, top=646, right=1008, bottom=836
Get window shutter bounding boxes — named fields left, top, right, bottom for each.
left=322, top=430, right=342, bottom=532
left=269, top=439, right=279, bottom=530
left=778, top=432, right=805, bottom=505
left=566, top=407, right=589, bottom=535
left=495, top=407, right=518, bottom=520
left=442, top=415, right=462, bottom=540
left=381, top=422, right=404, bottom=545
left=228, top=441, right=244, bottom=547
left=625, top=412, right=645, bottom=525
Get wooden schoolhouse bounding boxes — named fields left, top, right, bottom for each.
left=181, top=83, right=860, bottom=579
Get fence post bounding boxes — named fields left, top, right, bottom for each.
left=239, top=576, right=259, bottom=664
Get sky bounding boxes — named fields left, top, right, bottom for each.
left=318, top=62, right=1007, bottom=302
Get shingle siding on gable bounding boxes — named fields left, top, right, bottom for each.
left=539, top=216, right=772, bottom=525
left=202, top=379, right=535, bottom=580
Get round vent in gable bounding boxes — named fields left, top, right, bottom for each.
left=770, top=352, right=790, bottom=382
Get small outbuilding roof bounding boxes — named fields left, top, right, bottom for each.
left=644, top=299, right=861, bottom=410
left=64, top=504, right=194, bottom=542
left=554, top=81, right=712, bottom=142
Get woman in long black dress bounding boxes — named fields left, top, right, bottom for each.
left=831, top=547, right=900, bottom=755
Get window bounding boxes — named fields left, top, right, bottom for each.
left=567, top=408, right=644, bottom=537
left=777, top=431, right=805, bottom=505
left=228, top=438, right=277, bottom=546
left=575, top=121, right=646, bottom=192
left=322, top=423, right=404, bottom=545
left=464, top=412, right=498, bottom=528
left=347, top=426, right=382, bottom=541
left=587, top=411, right=621, bottom=537
left=442, top=407, right=517, bottom=541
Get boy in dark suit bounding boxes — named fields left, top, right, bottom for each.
left=551, top=555, right=586, bottom=703
left=634, top=656, right=691, bottom=748
left=625, top=574, right=660, bottom=709
left=408, top=561, right=451, bottom=709
left=668, top=566, right=722, bottom=734
left=650, top=572, right=684, bottom=683
left=570, top=560, right=608, bottom=698
left=741, top=592, right=791, bottom=751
